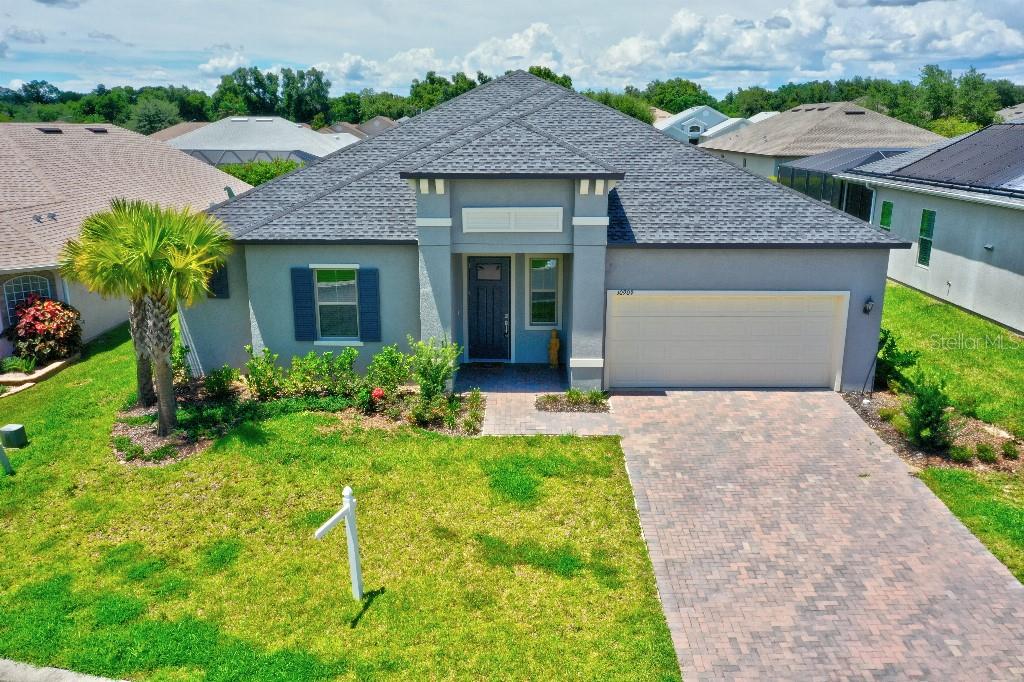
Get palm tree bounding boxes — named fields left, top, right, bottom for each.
left=60, top=200, right=156, bottom=407
left=61, top=199, right=230, bottom=435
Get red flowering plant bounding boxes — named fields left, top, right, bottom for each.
left=371, top=386, right=386, bottom=403
left=2, top=294, right=82, bottom=364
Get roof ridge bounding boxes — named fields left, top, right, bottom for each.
left=513, top=118, right=621, bottom=172
left=233, top=77, right=564, bottom=238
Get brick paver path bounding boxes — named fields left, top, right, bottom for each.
left=468, top=373, right=1024, bottom=680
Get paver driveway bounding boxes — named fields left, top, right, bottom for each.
left=480, top=384, right=1024, bottom=680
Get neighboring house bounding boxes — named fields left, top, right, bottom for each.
left=996, top=104, right=1024, bottom=122
left=0, top=123, right=250, bottom=357
left=699, top=102, right=944, bottom=179
left=181, top=71, right=905, bottom=392
left=654, top=105, right=730, bottom=144
left=837, top=123, right=1024, bottom=332
left=649, top=107, right=673, bottom=127
left=168, top=116, right=358, bottom=165
left=778, top=148, right=911, bottom=220
left=698, top=112, right=779, bottom=143
left=319, top=116, right=399, bottom=140
left=148, top=121, right=209, bottom=142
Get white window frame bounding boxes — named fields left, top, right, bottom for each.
left=525, top=254, right=562, bottom=330
left=462, top=207, right=563, bottom=233
left=3, top=273, right=52, bottom=326
left=311, top=264, right=361, bottom=344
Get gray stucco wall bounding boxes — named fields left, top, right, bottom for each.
left=605, top=247, right=892, bottom=391
left=712, top=151, right=798, bottom=179
left=871, top=186, right=1024, bottom=332
left=178, top=249, right=253, bottom=373
left=451, top=178, right=575, bottom=253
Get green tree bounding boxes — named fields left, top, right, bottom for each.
left=359, top=89, right=414, bottom=120
left=18, top=80, right=61, bottom=103
left=279, top=67, right=331, bottom=123
left=213, top=91, right=247, bottom=119
left=212, top=68, right=280, bottom=116
left=956, top=67, right=999, bottom=126
left=919, top=65, right=957, bottom=120
left=721, top=86, right=775, bottom=117
left=928, top=116, right=981, bottom=138
left=643, top=78, right=716, bottom=114
left=60, top=200, right=231, bottom=435
left=991, top=79, right=1024, bottom=108
left=220, top=159, right=302, bottom=186
left=582, top=90, right=654, bottom=123
left=328, top=92, right=361, bottom=123
left=128, top=97, right=181, bottom=135
left=527, top=66, right=572, bottom=89
left=409, top=71, right=479, bottom=111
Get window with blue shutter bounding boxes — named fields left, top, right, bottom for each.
left=290, top=267, right=316, bottom=341
left=357, top=268, right=381, bottom=342
left=208, top=265, right=229, bottom=298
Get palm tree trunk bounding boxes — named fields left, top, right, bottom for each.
left=128, top=298, right=156, bottom=407
left=145, top=291, right=177, bottom=436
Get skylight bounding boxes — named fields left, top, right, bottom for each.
left=36, top=127, right=62, bottom=134
left=86, top=127, right=108, bottom=134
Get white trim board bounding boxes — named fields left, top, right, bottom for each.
left=462, top=207, right=563, bottom=233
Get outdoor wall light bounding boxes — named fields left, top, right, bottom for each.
left=863, top=296, right=875, bottom=315
left=984, top=243, right=994, bottom=251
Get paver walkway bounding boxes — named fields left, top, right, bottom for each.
left=465, top=370, right=1024, bottom=680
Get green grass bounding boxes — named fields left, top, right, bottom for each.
left=0, top=324, right=677, bottom=681
left=920, top=468, right=1024, bottom=582
left=882, top=281, right=1024, bottom=436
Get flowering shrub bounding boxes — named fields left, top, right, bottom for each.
left=2, top=294, right=82, bottom=363
left=371, top=386, right=386, bottom=402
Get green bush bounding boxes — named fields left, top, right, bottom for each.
left=367, top=344, right=411, bottom=394
left=949, top=446, right=974, bottom=464
left=461, top=388, right=484, bottom=433
left=202, top=365, right=239, bottom=403
left=408, top=336, right=461, bottom=401
left=284, top=348, right=359, bottom=397
left=243, top=345, right=284, bottom=401
left=171, top=342, right=192, bottom=385
left=876, top=327, right=920, bottom=389
left=1002, top=441, right=1020, bottom=460
left=218, top=159, right=302, bottom=186
left=585, top=389, right=607, bottom=407
left=1, top=356, right=37, bottom=374
left=904, top=373, right=953, bottom=451
left=411, top=393, right=450, bottom=426
left=976, top=443, right=998, bottom=464
left=354, top=386, right=373, bottom=414
left=877, top=406, right=899, bottom=422
left=564, top=388, right=586, bottom=406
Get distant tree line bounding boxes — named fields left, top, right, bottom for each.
left=2, top=63, right=1020, bottom=137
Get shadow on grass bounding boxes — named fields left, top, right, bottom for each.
left=350, top=587, right=385, bottom=629
left=481, top=451, right=615, bottom=505
left=0, top=574, right=349, bottom=681
left=473, top=533, right=623, bottom=588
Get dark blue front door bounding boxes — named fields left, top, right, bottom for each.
left=467, top=256, right=511, bottom=360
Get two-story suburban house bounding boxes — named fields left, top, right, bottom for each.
left=181, top=71, right=907, bottom=391
left=838, top=124, right=1024, bottom=332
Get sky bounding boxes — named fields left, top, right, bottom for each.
left=1, top=0, right=1023, bottom=97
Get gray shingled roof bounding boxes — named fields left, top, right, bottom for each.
left=782, top=147, right=910, bottom=174
left=400, top=120, right=623, bottom=179
left=210, top=71, right=904, bottom=248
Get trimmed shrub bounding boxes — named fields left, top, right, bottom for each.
left=408, top=336, right=461, bottom=401
left=2, top=295, right=82, bottom=364
left=284, top=348, right=359, bottom=397
left=461, top=388, right=484, bottom=433
left=949, top=446, right=974, bottom=464
left=875, top=327, right=920, bottom=389
left=904, top=373, right=953, bottom=450
left=243, top=345, right=284, bottom=401
left=1002, top=441, right=1020, bottom=460
left=410, top=393, right=450, bottom=426
left=367, top=344, right=411, bottom=394
left=975, top=443, right=998, bottom=464
left=203, top=365, right=239, bottom=403
left=1, top=355, right=37, bottom=374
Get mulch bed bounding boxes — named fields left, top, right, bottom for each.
left=535, top=395, right=609, bottom=413
left=111, top=406, right=210, bottom=467
left=844, top=391, right=1022, bottom=473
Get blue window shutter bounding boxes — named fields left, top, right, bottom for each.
left=290, top=267, right=315, bottom=341
left=208, top=265, right=229, bottom=299
left=358, top=268, right=380, bottom=342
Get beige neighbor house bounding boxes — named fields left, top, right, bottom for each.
left=838, top=123, right=1024, bottom=332
left=699, top=102, right=944, bottom=179
left=0, top=123, right=250, bottom=357
left=148, top=121, right=210, bottom=142
left=997, top=104, right=1024, bottom=122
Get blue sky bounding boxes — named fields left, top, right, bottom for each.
left=2, top=0, right=1023, bottom=97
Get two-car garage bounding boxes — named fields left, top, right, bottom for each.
left=603, top=290, right=850, bottom=390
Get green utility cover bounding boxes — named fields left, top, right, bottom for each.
left=1, top=424, right=27, bottom=448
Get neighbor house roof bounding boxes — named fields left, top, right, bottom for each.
left=700, top=117, right=747, bottom=141
left=319, top=122, right=367, bottom=139
left=168, top=116, right=358, bottom=161
left=149, top=121, right=210, bottom=142
left=699, top=101, right=943, bottom=157
left=319, top=116, right=399, bottom=140
left=997, top=104, right=1024, bottom=122
left=781, top=147, right=912, bottom=174
left=649, top=107, right=674, bottom=125
left=843, top=124, right=1024, bottom=202
left=0, top=123, right=250, bottom=273
left=748, top=111, right=780, bottom=124
left=653, top=105, right=727, bottom=132
left=208, top=71, right=904, bottom=249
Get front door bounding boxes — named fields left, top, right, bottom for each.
left=467, top=256, right=511, bottom=360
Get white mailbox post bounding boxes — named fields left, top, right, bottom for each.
left=314, top=486, right=364, bottom=600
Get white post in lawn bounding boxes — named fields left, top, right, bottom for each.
left=0, top=444, right=12, bottom=475
left=313, top=486, right=364, bottom=600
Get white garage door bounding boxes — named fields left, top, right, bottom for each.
left=605, top=291, right=849, bottom=389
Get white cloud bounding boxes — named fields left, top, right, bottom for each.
left=8, top=77, right=25, bottom=89
left=199, top=51, right=249, bottom=74
left=5, top=26, right=46, bottom=43
left=459, top=23, right=579, bottom=76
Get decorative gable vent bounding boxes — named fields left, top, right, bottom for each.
left=462, top=207, right=563, bottom=233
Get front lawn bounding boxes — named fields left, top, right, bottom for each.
left=882, top=281, right=1024, bottom=437
left=921, top=468, right=1024, bottom=582
left=0, top=326, right=677, bottom=681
